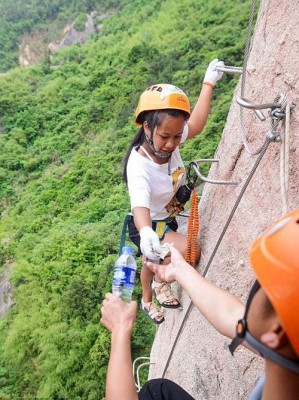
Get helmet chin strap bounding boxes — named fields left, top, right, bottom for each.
left=229, top=280, right=299, bottom=375
left=244, top=330, right=299, bottom=374
left=145, top=134, right=172, bottom=159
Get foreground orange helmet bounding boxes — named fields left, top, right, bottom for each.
left=249, top=209, right=299, bottom=356
left=134, top=84, right=190, bottom=125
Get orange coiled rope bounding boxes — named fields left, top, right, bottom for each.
left=184, top=188, right=199, bottom=266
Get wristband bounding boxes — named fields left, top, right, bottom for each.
left=203, top=81, right=215, bottom=89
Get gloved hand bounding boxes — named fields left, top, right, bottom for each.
left=203, top=58, right=225, bottom=86
left=140, top=226, right=162, bottom=261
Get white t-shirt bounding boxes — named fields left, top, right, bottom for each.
left=127, top=124, right=189, bottom=220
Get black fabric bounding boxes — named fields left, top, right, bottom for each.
left=166, top=218, right=178, bottom=232
left=138, top=379, right=195, bottom=400
left=175, top=184, right=193, bottom=204
left=244, top=280, right=261, bottom=319
left=229, top=280, right=261, bottom=355
left=128, top=216, right=178, bottom=257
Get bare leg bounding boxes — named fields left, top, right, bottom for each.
left=162, top=231, right=200, bottom=265
left=140, top=255, right=154, bottom=303
left=162, top=231, right=187, bottom=259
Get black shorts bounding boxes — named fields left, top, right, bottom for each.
left=138, top=378, right=195, bottom=400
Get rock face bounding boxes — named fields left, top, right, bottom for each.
left=0, top=264, right=14, bottom=317
left=148, top=1, right=299, bottom=399
left=19, top=12, right=110, bottom=67
left=48, top=14, right=99, bottom=53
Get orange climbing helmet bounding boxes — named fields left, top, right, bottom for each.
left=249, top=209, right=299, bottom=356
left=134, top=84, right=190, bottom=125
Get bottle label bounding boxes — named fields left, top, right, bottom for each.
left=113, top=266, right=136, bottom=286
left=112, top=255, right=137, bottom=302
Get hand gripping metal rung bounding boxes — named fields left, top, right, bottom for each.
left=191, top=160, right=239, bottom=185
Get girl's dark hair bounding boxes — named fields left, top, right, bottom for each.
left=122, top=108, right=188, bottom=184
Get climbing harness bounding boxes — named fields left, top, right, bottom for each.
left=119, top=213, right=178, bottom=256
left=174, top=161, right=198, bottom=211
left=119, top=213, right=133, bottom=255
left=120, top=160, right=199, bottom=256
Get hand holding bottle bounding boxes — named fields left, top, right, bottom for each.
left=101, top=293, right=137, bottom=334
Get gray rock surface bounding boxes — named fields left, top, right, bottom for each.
left=148, top=1, right=299, bottom=398
left=0, top=264, right=14, bottom=317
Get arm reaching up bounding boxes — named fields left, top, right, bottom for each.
left=187, top=58, right=224, bottom=138
left=146, top=245, right=244, bottom=339
left=101, top=294, right=139, bottom=400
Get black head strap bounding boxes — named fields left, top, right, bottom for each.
left=244, top=330, right=299, bottom=374
left=229, top=280, right=260, bottom=354
left=229, top=280, right=299, bottom=375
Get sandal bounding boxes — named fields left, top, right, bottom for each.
left=152, top=280, right=181, bottom=309
left=140, top=299, right=165, bottom=325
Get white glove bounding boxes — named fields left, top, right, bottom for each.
left=140, top=226, right=162, bottom=261
left=203, top=58, right=224, bottom=86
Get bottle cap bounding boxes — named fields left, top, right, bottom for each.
left=121, top=246, right=134, bottom=255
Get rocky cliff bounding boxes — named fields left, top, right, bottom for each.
left=149, top=1, right=299, bottom=398
left=0, top=263, right=14, bottom=318
left=19, top=12, right=110, bottom=67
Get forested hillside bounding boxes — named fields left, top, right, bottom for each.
left=0, top=0, right=251, bottom=398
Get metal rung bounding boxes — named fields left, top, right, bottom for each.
left=236, top=95, right=295, bottom=122
left=216, top=65, right=243, bottom=74
left=237, top=96, right=283, bottom=110
left=236, top=97, right=267, bottom=121
left=192, top=160, right=239, bottom=185
left=177, top=213, right=190, bottom=218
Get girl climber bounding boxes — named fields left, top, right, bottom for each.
left=123, top=59, right=224, bottom=324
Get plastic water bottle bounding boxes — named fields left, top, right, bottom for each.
left=112, top=246, right=137, bottom=303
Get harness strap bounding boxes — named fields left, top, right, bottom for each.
left=119, top=214, right=132, bottom=255
left=120, top=214, right=177, bottom=256
left=229, top=280, right=260, bottom=354
left=155, top=221, right=167, bottom=239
